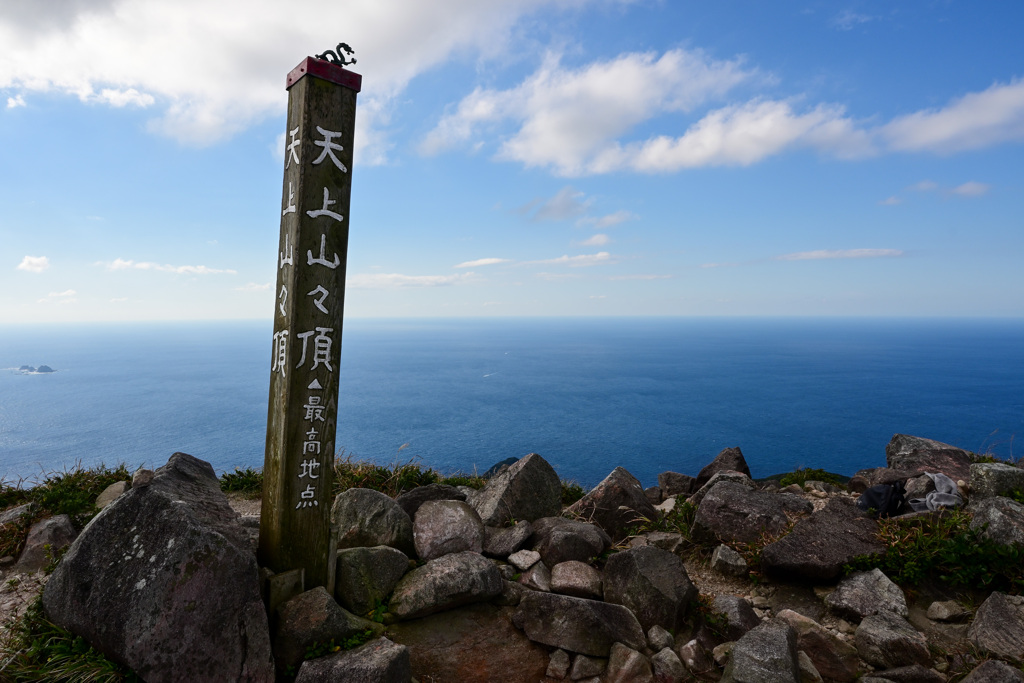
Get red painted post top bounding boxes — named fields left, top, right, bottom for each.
left=286, top=57, right=362, bottom=92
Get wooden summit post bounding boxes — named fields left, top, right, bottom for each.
left=259, top=48, right=361, bottom=591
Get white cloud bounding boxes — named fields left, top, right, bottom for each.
left=525, top=251, right=612, bottom=267
left=97, top=88, right=154, bottom=108
left=102, top=258, right=236, bottom=274
left=519, top=186, right=593, bottom=221
left=453, top=257, right=511, bottom=268
left=577, top=233, right=610, bottom=246
left=38, top=289, right=77, bottom=304
left=6, top=94, right=24, bottom=108
left=879, top=196, right=902, bottom=206
left=777, top=248, right=903, bottom=261
left=608, top=274, right=670, bottom=280
left=347, top=272, right=475, bottom=289
left=908, top=180, right=939, bottom=192
left=882, top=79, right=1024, bottom=153
left=950, top=181, right=990, bottom=197
left=577, top=210, right=637, bottom=229
left=48, top=289, right=77, bottom=297
left=832, top=10, right=874, bottom=30
left=235, top=282, right=272, bottom=291
left=16, top=255, right=49, bottom=272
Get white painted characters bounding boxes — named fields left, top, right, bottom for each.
left=308, top=285, right=329, bottom=314
left=271, top=330, right=289, bottom=377
left=307, top=234, right=340, bottom=269
left=311, top=126, right=348, bottom=172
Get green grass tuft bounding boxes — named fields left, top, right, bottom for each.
left=218, top=467, right=264, bottom=496
left=776, top=467, right=846, bottom=489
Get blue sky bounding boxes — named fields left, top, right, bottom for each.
left=2, top=0, right=1022, bottom=322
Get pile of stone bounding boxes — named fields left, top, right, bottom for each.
left=5, top=434, right=1024, bottom=682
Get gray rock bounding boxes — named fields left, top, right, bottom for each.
left=0, top=502, right=33, bottom=525
left=711, top=544, right=749, bottom=577
left=926, top=600, right=970, bottom=622
left=689, top=470, right=756, bottom=508
left=294, top=636, right=410, bottom=683
left=274, top=586, right=383, bottom=674
left=471, top=453, right=562, bottom=527
left=606, top=642, right=654, bottom=683
left=520, top=560, right=552, bottom=592
left=696, top=446, right=752, bottom=489
left=569, top=654, right=607, bottom=679
left=648, top=624, right=675, bottom=651
left=676, top=639, right=716, bottom=677
left=389, top=551, right=502, bottom=619
left=796, top=651, right=823, bottom=683
left=659, top=471, right=697, bottom=499
left=721, top=619, right=800, bottom=683
left=603, top=545, right=698, bottom=633
left=413, top=499, right=484, bottom=560
left=41, top=452, right=274, bottom=683
left=547, top=649, right=571, bottom=679
left=961, top=659, right=1024, bottom=683
left=761, top=496, right=885, bottom=582
left=645, top=531, right=685, bottom=553
left=903, top=474, right=935, bottom=501
left=550, top=560, right=602, bottom=599
left=971, top=462, right=1024, bottom=500
left=870, top=664, right=945, bottom=683
left=854, top=610, right=930, bottom=669
left=332, top=488, right=415, bottom=557
left=970, top=496, right=1024, bottom=546
left=131, top=468, right=154, bottom=487
left=693, top=481, right=812, bottom=545
left=565, top=466, right=659, bottom=542
left=334, top=546, right=409, bottom=616
left=508, top=549, right=540, bottom=571
left=494, top=578, right=525, bottom=607
left=650, top=646, right=686, bottom=683
left=515, top=591, right=646, bottom=656
left=775, top=609, right=859, bottom=683
left=394, top=483, right=466, bottom=520
left=713, top=595, right=761, bottom=641
left=482, top=520, right=532, bottom=558
left=15, top=514, right=76, bottom=573
left=645, top=485, right=663, bottom=505
left=95, top=481, right=130, bottom=509
left=885, top=434, right=973, bottom=482
left=968, top=591, right=1024, bottom=662
left=825, top=569, right=908, bottom=621
left=535, top=518, right=612, bottom=567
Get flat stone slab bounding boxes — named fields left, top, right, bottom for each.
left=515, top=591, right=646, bottom=657
left=389, top=551, right=502, bottom=620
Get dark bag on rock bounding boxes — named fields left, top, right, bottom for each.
left=856, top=480, right=906, bottom=518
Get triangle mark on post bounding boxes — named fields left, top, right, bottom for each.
left=308, top=379, right=323, bottom=390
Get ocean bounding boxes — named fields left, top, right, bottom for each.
left=1, top=317, right=1022, bottom=489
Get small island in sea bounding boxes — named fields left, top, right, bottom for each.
left=17, top=365, right=55, bottom=374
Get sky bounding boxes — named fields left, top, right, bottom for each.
left=1, top=0, right=1022, bottom=322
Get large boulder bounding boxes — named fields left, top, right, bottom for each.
left=515, top=591, right=646, bottom=657
left=14, top=514, right=77, bottom=573
left=854, top=611, right=930, bottom=669
left=602, top=546, right=698, bottom=633
left=332, top=488, right=415, bottom=557
left=394, top=483, right=466, bottom=520
left=961, top=659, right=1024, bottom=683
left=41, top=452, right=274, bottom=683
left=721, top=620, right=800, bottom=683
left=969, top=496, right=1024, bottom=546
left=470, top=453, right=562, bottom=527
left=761, top=497, right=885, bottom=581
left=696, top=447, right=751, bottom=489
left=692, top=481, right=812, bottom=545
left=712, top=595, right=761, bottom=641
left=658, top=471, right=697, bottom=499
left=775, top=609, right=859, bottom=683
left=533, top=518, right=611, bottom=567
left=273, top=587, right=383, bottom=674
left=885, top=434, right=973, bottom=482
left=294, top=636, right=410, bottom=683
left=482, top=520, right=533, bottom=558
left=968, top=591, right=1024, bottom=662
left=970, top=463, right=1024, bottom=500
left=413, top=500, right=484, bottom=561
left=389, top=551, right=502, bottom=620
left=334, top=546, right=409, bottom=616
left=566, top=467, right=659, bottom=542
left=606, top=642, right=654, bottom=683
left=825, top=568, right=908, bottom=622
left=689, top=470, right=756, bottom=507
left=550, top=561, right=602, bottom=599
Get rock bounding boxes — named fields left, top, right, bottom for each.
left=775, top=609, right=860, bottom=683
left=721, top=619, right=800, bottom=683
left=15, top=514, right=76, bottom=573
left=645, top=485, right=663, bottom=505
left=886, top=434, right=973, bottom=482
left=648, top=624, right=674, bottom=651
left=903, top=475, right=935, bottom=501
left=508, top=549, right=540, bottom=571
left=131, top=468, right=154, bottom=487
left=0, top=502, right=33, bottom=525
left=294, top=636, right=410, bottom=682
left=494, top=578, right=525, bottom=607
left=796, top=651, right=823, bottom=683
left=95, top=481, right=130, bottom=509
left=471, top=453, right=562, bottom=527
left=571, top=654, right=607, bottom=679
left=548, top=648, right=571, bottom=679
left=688, top=470, right=756, bottom=507
left=565, top=467, right=659, bottom=542
left=387, top=602, right=550, bottom=682
left=693, top=481, right=812, bottom=545
left=659, top=471, right=697, bottom=499
left=389, top=551, right=502, bottom=620
left=36, top=365, right=54, bottom=373
left=41, top=452, right=274, bottom=683
left=515, top=591, right=646, bottom=656
left=926, top=600, right=970, bottom=622
left=520, top=560, right=552, bottom=592
left=825, top=569, right=908, bottom=621
left=645, top=531, right=685, bottom=553
left=483, top=457, right=520, bottom=478
left=273, top=586, right=383, bottom=674
left=534, top=518, right=612, bottom=567
left=855, top=610, right=930, bottom=669
left=603, top=546, right=698, bottom=633
left=606, top=642, right=654, bottom=683
left=482, top=520, right=532, bottom=558
left=413, top=499, right=484, bottom=560
left=696, top=447, right=752, bottom=489
left=713, top=595, right=762, bottom=641
left=711, top=544, right=749, bottom=577
left=970, top=496, right=1024, bottom=546
left=761, top=497, right=885, bottom=582
left=968, top=591, right=1024, bottom=662
left=712, top=642, right=734, bottom=666
left=870, top=664, right=945, bottom=683
left=970, top=463, right=1024, bottom=500
left=961, top=659, right=1024, bottom=682
left=334, top=546, right=409, bottom=616
left=651, top=646, right=686, bottom=683
left=333, top=488, right=415, bottom=557
left=550, top=561, right=602, bottom=599
left=677, top=639, right=716, bottom=676
left=394, top=483, right=466, bottom=520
